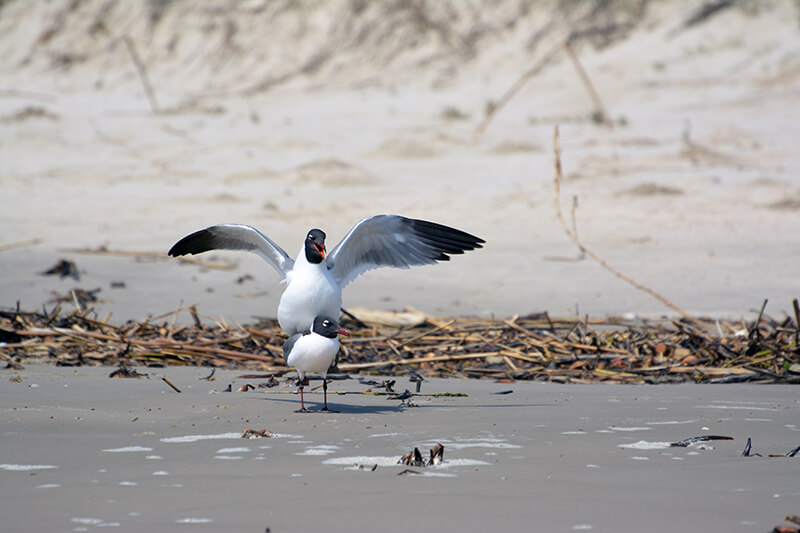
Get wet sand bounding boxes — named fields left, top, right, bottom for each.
left=2, top=365, right=798, bottom=532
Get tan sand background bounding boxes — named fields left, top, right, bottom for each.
left=2, top=0, right=799, bottom=324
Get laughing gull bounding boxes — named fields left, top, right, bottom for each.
left=283, top=315, right=350, bottom=412
left=168, top=214, right=484, bottom=335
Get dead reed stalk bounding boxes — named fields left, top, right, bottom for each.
left=122, top=35, right=159, bottom=114
left=551, top=126, right=699, bottom=324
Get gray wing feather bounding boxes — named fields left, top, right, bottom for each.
left=283, top=333, right=303, bottom=363
left=326, top=215, right=484, bottom=288
left=168, top=224, right=294, bottom=277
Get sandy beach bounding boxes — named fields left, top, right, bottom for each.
left=0, top=366, right=798, bottom=532
left=1, top=1, right=799, bottom=324
left=2, top=2, right=800, bottom=532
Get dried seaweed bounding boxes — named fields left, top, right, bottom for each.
left=1, top=303, right=799, bottom=384
left=241, top=428, right=274, bottom=439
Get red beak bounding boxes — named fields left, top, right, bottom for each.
left=314, top=243, right=326, bottom=259
left=335, top=327, right=350, bottom=337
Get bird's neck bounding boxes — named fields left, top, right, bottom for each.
left=295, top=245, right=327, bottom=272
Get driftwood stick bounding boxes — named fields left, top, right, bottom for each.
left=4, top=303, right=796, bottom=383
left=562, top=41, right=613, bottom=128
left=551, top=126, right=698, bottom=324
left=161, top=377, right=181, bottom=393
left=473, top=36, right=614, bottom=140
left=338, top=350, right=532, bottom=371
left=0, top=238, right=43, bottom=252
left=749, top=298, right=768, bottom=339
left=122, top=35, right=159, bottom=114
left=472, top=39, right=566, bottom=141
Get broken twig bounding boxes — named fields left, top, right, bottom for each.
left=551, top=126, right=699, bottom=324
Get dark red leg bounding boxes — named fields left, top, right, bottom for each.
left=319, top=379, right=339, bottom=413
left=295, top=382, right=308, bottom=413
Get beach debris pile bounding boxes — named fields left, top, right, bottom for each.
left=740, top=437, right=800, bottom=458
left=40, top=259, right=80, bottom=280
left=241, top=428, right=274, bottom=439
left=1, top=302, right=799, bottom=384
left=398, top=443, right=444, bottom=467
left=769, top=514, right=800, bottom=533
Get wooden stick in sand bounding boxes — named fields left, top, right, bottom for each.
left=551, top=126, right=699, bottom=325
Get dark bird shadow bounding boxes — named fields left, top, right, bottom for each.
left=254, top=395, right=406, bottom=414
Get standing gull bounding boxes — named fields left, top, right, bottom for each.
left=283, top=315, right=350, bottom=412
left=168, top=214, right=484, bottom=335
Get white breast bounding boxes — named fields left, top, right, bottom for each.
left=278, top=250, right=342, bottom=334
left=286, top=333, right=340, bottom=380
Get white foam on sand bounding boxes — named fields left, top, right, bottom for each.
left=160, top=433, right=242, bottom=443
left=323, top=456, right=490, bottom=469
left=175, top=518, right=213, bottom=524
left=216, top=447, right=250, bottom=454
left=323, top=456, right=399, bottom=467
left=697, top=405, right=778, bottom=411
left=296, top=445, right=341, bottom=456
left=0, top=464, right=58, bottom=471
left=165, top=432, right=302, bottom=443
left=417, top=437, right=521, bottom=450
left=416, top=471, right=458, bottom=478
left=438, top=441, right=522, bottom=450
left=71, top=518, right=104, bottom=525
left=432, top=458, right=491, bottom=467
left=646, top=420, right=698, bottom=425
left=608, top=427, right=652, bottom=432
left=102, top=446, right=154, bottom=453
left=618, top=440, right=672, bottom=450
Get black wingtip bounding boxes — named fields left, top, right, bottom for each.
left=167, top=242, right=183, bottom=257
left=168, top=228, right=213, bottom=257
left=407, top=218, right=485, bottom=255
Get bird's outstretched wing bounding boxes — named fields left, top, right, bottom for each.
left=168, top=224, right=294, bottom=277
left=326, top=215, right=484, bottom=288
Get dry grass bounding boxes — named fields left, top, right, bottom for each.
left=2, top=302, right=798, bottom=384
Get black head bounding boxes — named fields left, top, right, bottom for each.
left=304, top=229, right=327, bottom=264
left=311, top=315, right=350, bottom=339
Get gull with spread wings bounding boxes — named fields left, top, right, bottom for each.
left=168, top=214, right=484, bottom=335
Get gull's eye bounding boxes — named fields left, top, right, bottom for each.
left=323, top=320, right=331, bottom=327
